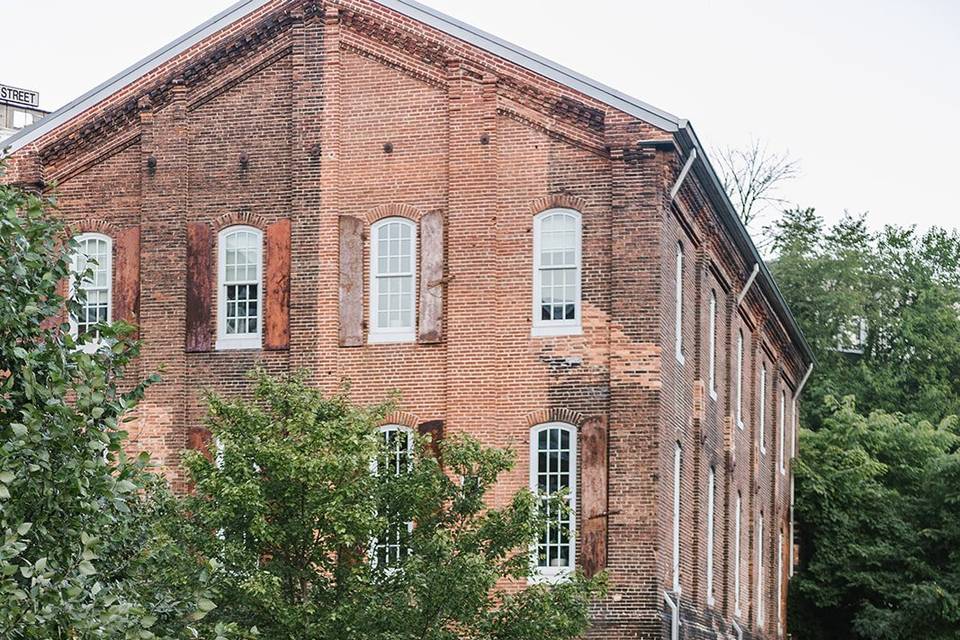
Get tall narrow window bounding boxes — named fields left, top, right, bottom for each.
left=757, top=511, right=765, bottom=627
left=708, top=290, right=717, bottom=398
left=791, top=399, right=798, bottom=459
left=779, top=390, right=786, bottom=474
left=370, top=217, right=417, bottom=343
left=373, top=425, right=414, bottom=568
left=672, top=443, right=682, bottom=592
left=735, top=491, right=742, bottom=616
left=532, top=209, right=581, bottom=336
left=674, top=242, right=684, bottom=364
left=759, top=364, right=767, bottom=454
left=706, top=466, right=716, bottom=605
left=777, top=528, right=784, bottom=636
left=218, top=226, right=262, bottom=350
left=736, top=330, right=745, bottom=428
left=530, top=423, right=577, bottom=580
left=71, top=233, right=112, bottom=343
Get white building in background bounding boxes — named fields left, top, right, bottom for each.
left=1, top=84, right=48, bottom=142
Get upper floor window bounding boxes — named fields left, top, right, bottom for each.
left=672, top=442, right=682, bottom=593
left=532, top=209, right=581, bottom=336
left=217, top=226, right=262, bottom=350
left=779, top=390, right=787, bottom=474
left=70, top=233, right=112, bottom=344
left=708, top=290, right=717, bottom=398
left=705, top=465, right=716, bottom=606
left=759, top=364, right=767, bottom=454
left=370, top=217, right=416, bottom=343
left=736, top=330, right=745, bottom=429
left=674, top=242, right=685, bottom=364
left=373, top=425, right=414, bottom=568
left=530, top=422, right=577, bottom=580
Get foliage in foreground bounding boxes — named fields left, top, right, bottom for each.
left=789, top=397, right=960, bottom=640
left=175, top=371, right=606, bottom=640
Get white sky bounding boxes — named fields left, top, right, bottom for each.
left=2, top=0, right=958, bottom=231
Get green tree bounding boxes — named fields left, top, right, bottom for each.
left=176, top=371, right=606, bottom=640
left=0, top=181, right=233, bottom=639
left=789, top=397, right=960, bottom=639
left=770, top=208, right=960, bottom=429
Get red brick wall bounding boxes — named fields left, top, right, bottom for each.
left=2, top=1, right=808, bottom=637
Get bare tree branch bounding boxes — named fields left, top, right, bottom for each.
left=715, top=139, right=800, bottom=230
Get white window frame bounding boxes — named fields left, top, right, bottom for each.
left=777, top=527, right=784, bottom=637
left=792, top=398, right=798, bottom=459
left=529, top=422, right=578, bottom=582
left=532, top=208, right=582, bottom=337
left=672, top=442, right=682, bottom=593
left=759, top=364, right=767, bottom=455
left=674, top=242, right=684, bottom=365
left=70, top=232, right=113, bottom=352
left=736, top=330, right=745, bottom=429
left=779, top=390, right=786, bottom=475
left=757, top=511, right=765, bottom=627
left=369, top=217, right=417, bottom=344
left=706, top=466, right=716, bottom=606
left=371, top=424, right=415, bottom=569
left=217, top=225, right=263, bottom=350
left=708, top=290, right=717, bottom=399
left=735, top=491, right=742, bottom=617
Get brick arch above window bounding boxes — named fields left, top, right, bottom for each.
left=528, top=194, right=589, bottom=217
left=380, top=410, right=421, bottom=431
left=213, top=211, right=269, bottom=233
left=523, top=407, right=586, bottom=430
left=67, top=218, right=120, bottom=237
left=364, top=203, right=425, bottom=226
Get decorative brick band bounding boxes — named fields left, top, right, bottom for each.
left=381, top=410, right=421, bottom=430
left=528, top=194, right=589, bottom=217
left=365, top=203, right=425, bottom=225
left=523, top=407, right=586, bottom=430
left=213, top=210, right=269, bottom=232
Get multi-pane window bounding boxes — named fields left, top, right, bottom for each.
left=370, top=217, right=416, bottom=343
left=530, top=423, right=577, bottom=579
left=706, top=466, right=716, bottom=605
left=736, top=330, right=745, bottom=428
left=672, top=443, right=682, bottom=592
left=708, top=290, right=717, bottom=397
left=759, top=364, right=767, bottom=454
left=71, top=233, right=112, bottom=341
left=674, top=243, right=684, bottom=364
left=779, top=390, right=786, bottom=474
left=373, top=425, right=413, bottom=568
left=735, top=491, right=742, bottom=616
left=532, top=209, right=581, bottom=335
left=757, top=511, right=765, bottom=627
left=218, top=226, right=262, bottom=349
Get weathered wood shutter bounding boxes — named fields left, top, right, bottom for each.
left=113, top=225, right=140, bottom=329
left=185, top=222, right=213, bottom=352
left=418, top=420, right=444, bottom=460
left=265, top=218, right=291, bottom=350
left=418, top=211, right=444, bottom=343
left=339, top=216, right=364, bottom=347
left=580, top=415, right=608, bottom=578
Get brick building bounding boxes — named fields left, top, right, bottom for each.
left=0, top=1, right=814, bottom=638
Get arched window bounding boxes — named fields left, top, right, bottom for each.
left=706, top=465, right=716, bottom=606
left=708, top=290, right=717, bottom=398
left=735, top=491, right=743, bottom=616
left=370, top=217, right=417, bottom=343
left=674, top=242, right=684, bottom=364
left=373, top=425, right=414, bottom=567
left=759, top=363, right=767, bottom=454
left=217, top=226, right=263, bottom=350
left=532, top=209, right=581, bottom=336
left=672, top=442, right=682, bottom=592
left=757, top=510, right=765, bottom=627
left=71, top=233, right=112, bottom=344
left=779, top=389, right=787, bottom=474
left=530, top=422, right=577, bottom=579
left=777, top=527, right=785, bottom=637
left=736, top=329, right=745, bottom=429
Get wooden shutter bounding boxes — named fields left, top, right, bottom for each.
left=185, top=222, right=213, bottom=352
left=339, top=216, right=364, bottom=347
left=265, top=218, right=291, bottom=350
left=418, top=211, right=444, bottom=343
left=580, top=415, right=608, bottom=577
left=113, top=225, right=140, bottom=330
left=418, top=420, right=444, bottom=460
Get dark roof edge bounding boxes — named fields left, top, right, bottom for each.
left=675, top=122, right=815, bottom=366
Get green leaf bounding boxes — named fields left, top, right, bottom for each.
left=0, top=471, right=14, bottom=484
left=77, top=560, right=96, bottom=576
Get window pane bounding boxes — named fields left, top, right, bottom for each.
left=534, top=425, right=574, bottom=571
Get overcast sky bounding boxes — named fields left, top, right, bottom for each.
left=2, top=0, right=958, bottom=232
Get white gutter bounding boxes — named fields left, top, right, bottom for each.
left=664, top=591, right=680, bottom=640
left=669, top=148, right=697, bottom=201
left=736, top=263, right=761, bottom=306
left=795, top=363, right=814, bottom=397
left=732, top=620, right=744, bottom=640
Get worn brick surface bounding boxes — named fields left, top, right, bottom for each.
left=2, top=1, right=808, bottom=637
